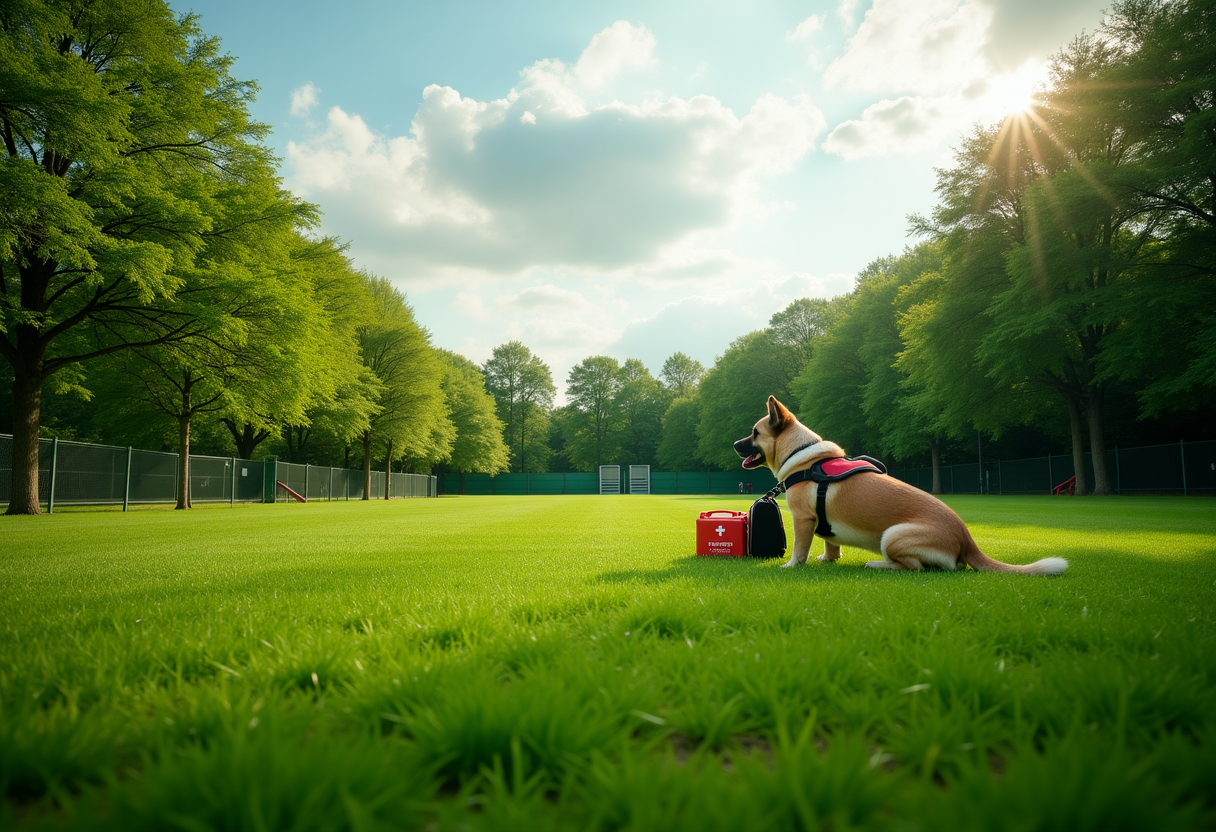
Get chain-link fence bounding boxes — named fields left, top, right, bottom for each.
left=4, top=434, right=1208, bottom=506
left=888, top=440, right=1215, bottom=495
left=0, top=434, right=437, bottom=510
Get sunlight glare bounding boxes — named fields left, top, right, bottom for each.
left=986, top=61, right=1046, bottom=117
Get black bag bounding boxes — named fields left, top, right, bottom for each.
left=747, top=496, right=786, bottom=558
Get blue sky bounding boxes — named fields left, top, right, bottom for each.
left=183, top=0, right=1107, bottom=397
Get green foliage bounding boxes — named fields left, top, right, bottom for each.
left=1094, top=0, right=1216, bottom=414
left=795, top=246, right=943, bottom=461
left=436, top=350, right=510, bottom=474
left=656, top=396, right=704, bottom=471
left=564, top=355, right=623, bottom=470
left=660, top=352, right=705, bottom=399
left=695, top=298, right=837, bottom=470
left=1, top=496, right=1213, bottom=828
left=483, top=341, right=556, bottom=473
left=614, top=359, right=667, bottom=465
left=356, top=278, right=449, bottom=475
left=0, top=0, right=314, bottom=512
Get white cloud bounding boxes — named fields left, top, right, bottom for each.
left=825, top=0, right=992, bottom=96
left=788, top=15, right=825, bottom=40
left=285, top=28, right=825, bottom=280
left=837, top=0, right=864, bottom=27
left=823, top=96, right=954, bottom=159
left=290, top=82, right=319, bottom=117
left=574, top=21, right=658, bottom=87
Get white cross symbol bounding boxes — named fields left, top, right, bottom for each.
left=715, top=525, right=726, bottom=537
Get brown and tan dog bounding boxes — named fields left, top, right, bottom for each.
left=734, top=396, right=1067, bottom=574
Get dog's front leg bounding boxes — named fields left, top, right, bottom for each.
left=782, top=512, right=818, bottom=568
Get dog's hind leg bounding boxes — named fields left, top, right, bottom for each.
left=877, top=523, right=958, bottom=572
left=817, top=540, right=841, bottom=562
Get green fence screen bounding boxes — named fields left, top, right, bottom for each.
left=434, top=440, right=1214, bottom=496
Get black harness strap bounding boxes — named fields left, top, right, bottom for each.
left=816, top=481, right=833, bottom=538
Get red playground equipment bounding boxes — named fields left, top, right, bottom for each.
left=1052, top=476, right=1076, bottom=496
left=276, top=480, right=307, bottom=503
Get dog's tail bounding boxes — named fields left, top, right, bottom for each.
left=960, top=537, right=1067, bottom=575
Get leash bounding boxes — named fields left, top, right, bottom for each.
left=762, top=470, right=834, bottom=537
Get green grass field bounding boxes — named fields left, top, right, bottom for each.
left=2, top=494, right=1215, bottom=831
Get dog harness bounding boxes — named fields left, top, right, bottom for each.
left=764, top=455, right=887, bottom=538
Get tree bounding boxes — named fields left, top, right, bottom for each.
left=796, top=247, right=947, bottom=489
left=696, top=299, right=839, bottom=470
left=482, top=341, right=555, bottom=473
left=564, top=355, right=622, bottom=470
left=657, top=396, right=703, bottom=471
left=614, top=358, right=667, bottom=465
left=0, top=0, right=306, bottom=513
left=275, top=238, right=383, bottom=466
left=355, top=277, right=448, bottom=498
left=432, top=350, right=509, bottom=475
left=695, top=331, right=793, bottom=471
left=1097, top=0, right=1216, bottom=415
left=977, top=35, right=1148, bottom=494
left=768, top=297, right=838, bottom=368
left=660, top=352, right=705, bottom=398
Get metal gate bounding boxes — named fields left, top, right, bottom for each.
left=629, top=464, right=650, bottom=494
left=599, top=465, right=621, bottom=494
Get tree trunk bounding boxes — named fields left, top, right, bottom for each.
left=930, top=436, right=943, bottom=495
left=1063, top=392, right=1090, bottom=496
left=223, top=420, right=270, bottom=460
left=1086, top=386, right=1114, bottom=495
left=6, top=366, right=43, bottom=515
left=176, top=408, right=192, bottom=510
left=384, top=438, right=393, bottom=500
left=361, top=431, right=372, bottom=500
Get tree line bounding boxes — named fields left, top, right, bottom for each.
left=4, top=0, right=1212, bottom=512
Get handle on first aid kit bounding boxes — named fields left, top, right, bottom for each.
left=702, top=511, right=745, bottom=518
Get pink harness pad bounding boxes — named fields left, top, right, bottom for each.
left=818, top=457, right=882, bottom=478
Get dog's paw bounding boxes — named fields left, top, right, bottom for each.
left=780, top=559, right=802, bottom=568
left=816, top=553, right=838, bottom=563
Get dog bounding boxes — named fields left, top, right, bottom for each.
left=733, top=396, right=1067, bottom=574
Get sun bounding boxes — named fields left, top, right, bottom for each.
left=986, top=61, right=1046, bottom=116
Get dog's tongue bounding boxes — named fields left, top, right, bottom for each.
left=743, top=452, right=762, bottom=469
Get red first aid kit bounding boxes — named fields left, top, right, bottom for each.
left=696, top=510, right=749, bottom=557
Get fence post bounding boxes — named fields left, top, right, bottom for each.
left=47, top=437, right=59, bottom=514
left=122, top=446, right=133, bottom=511
left=230, top=458, right=236, bottom=505
left=1047, top=453, right=1052, bottom=494
left=997, top=460, right=1003, bottom=495
left=1114, top=447, right=1120, bottom=493
left=1177, top=437, right=1186, bottom=496
left=264, top=457, right=277, bottom=503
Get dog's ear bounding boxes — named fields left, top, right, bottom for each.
left=767, top=395, right=792, bottom=430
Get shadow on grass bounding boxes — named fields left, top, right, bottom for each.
left=593, top=538, right=1216, bottom=588
left=593, top=555, right=975, bottom=587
